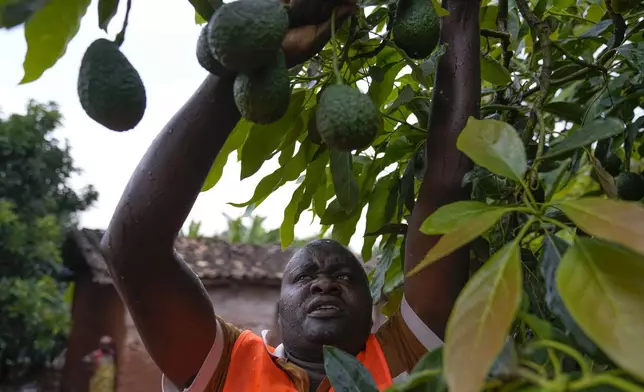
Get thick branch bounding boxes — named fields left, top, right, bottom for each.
left=516, top=0, right=552, bottom=145
left=494, top=0, right=513, bottom=106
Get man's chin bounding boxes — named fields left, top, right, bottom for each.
left=303, top=318, right=347, bottom=344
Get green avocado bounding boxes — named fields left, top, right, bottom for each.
left=208, top=0, right=288, bottom=73
left=77, top=38, right=146, bottom=132
left=233, top=51, right=291, bottom=124
left=616, top=172, right=644, bottom=201
left=196, top=25, right=231, bottom=77
left=316, top=84, right=380, bottom=151
left=392, top=0, right=440, bottom=59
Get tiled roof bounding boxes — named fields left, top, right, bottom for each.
left=64, top=228, right=298, bottom=286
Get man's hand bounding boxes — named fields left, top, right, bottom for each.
left=282, top=0, right=358, bottom=67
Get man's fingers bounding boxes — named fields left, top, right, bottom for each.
left=313, top=4, right=358, bottom=42
left=282, top=3, right=358, bottom=67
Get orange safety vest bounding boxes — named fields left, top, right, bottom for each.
left=222, top=330, right=393, bottom=391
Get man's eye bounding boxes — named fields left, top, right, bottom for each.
left=336, top=274, right=350, bottom=281
left=296, top=274, right=312, bottom=282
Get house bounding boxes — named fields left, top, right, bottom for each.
left=60, top=228, right=298, bottom=392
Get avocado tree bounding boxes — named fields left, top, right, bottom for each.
left=3, top=0, right=644, bottom=390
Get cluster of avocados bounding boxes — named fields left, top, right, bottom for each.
left=197, top=0, right=385, bottom=152
left=75, top=0, right=440, bottom=151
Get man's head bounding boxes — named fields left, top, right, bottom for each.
left=99, top=335, right=113, bottom=353
left=278, top=239, right=373, bottom=362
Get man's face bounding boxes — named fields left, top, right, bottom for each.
left=278, top=239, right=373, bottom=361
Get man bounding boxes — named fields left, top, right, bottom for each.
left=82, top=336, right=117, bottom=392
left=100, top=0, right=480, bottom=390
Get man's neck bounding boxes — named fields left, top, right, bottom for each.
left=285, top=349, right=326, bottom=391
left=285, top=349, right=325, bottom=372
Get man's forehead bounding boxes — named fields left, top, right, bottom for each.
left=284, top=239, right=361, bottom=273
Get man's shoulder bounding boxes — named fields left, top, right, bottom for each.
left=375, top=296, right=443, bottom=379
left=161, top=316, right=244, bottom=392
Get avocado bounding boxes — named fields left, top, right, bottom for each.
left=77, top=38, right=146, bottom=132
left=616, top=172, right=644, bottom=201
left=233, top=51, right=291, bottom=124
left=196, top=25, right=232, bottom=77
left=316, top=84, right=380, bottom=151
left=208, top=0, right=288, bottom=73
left=392, top=0, right=440, bottom=59
left=308, top=109, right=322, bottom=144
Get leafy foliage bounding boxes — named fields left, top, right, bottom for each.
left=0, top=101, right=98, bottom=381
left=5, top=0, right=644, bottom=390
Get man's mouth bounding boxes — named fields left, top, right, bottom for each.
left=307, top=298, right=344, bottom=318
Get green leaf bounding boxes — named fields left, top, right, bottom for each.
left=540, top=234, right=600, bottom=355
left=297, top=150, right=330, bottom=216
left=616, top=43, right=644, bottom=76
left=418, top=43, right=447, bottom=82
left=320, top=199, right=352, bottom=225
left=240, top=91, right=304, bottom=179
left=542, top=101, right=585, bottom=125
left=481, top=56, right=512, bottom=86
left=543, top=118, right=625, bottom=159
left=383, top=136, right=415, bottom=166
left=557, top=197, right=644, bottom=256
left=195, top=10, right=206, bottom=24
left=229, top=168, right=285, bottom=208
left=579, top=19, right=612, bottom=38
left=408, top=207, right=510, bottom=276
left=421, top=201, right=514, bottom=235
left=556, top=238, right=644, bottom=379
left=369, top=47, right=406, bottom=108
left=444, top=240, right=522, bottom=392
left=553, top=0, right=575, bottom=8
left=456, top=117, right=527, bottom=181
left=431, top=0, right=450, bottom=16
left=362, top=174, right=397, bottom=261
left=313, top=172, right=328, bottom=218
left=369, top=235, right=396, bottom=303
left=323, top=346, right=379, bottom=392
left=331, top=206, right=363, bottom=246
left=20, top=0, right=92, bottom=84
left=280, top=184, right=305, bottom=248
left=98, top=0, right=119, bottom=31
left=330, top=150, right=359, bottom=213
left=201, top=120, right=251, bottom=192
left=387, top=85, right=415, bottom=113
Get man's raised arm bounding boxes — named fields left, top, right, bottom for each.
left=404, top=0, right=481, bottom=339
left=99, top=2, right=357, bottom=387
left=100, top=74, right=241, bottom=387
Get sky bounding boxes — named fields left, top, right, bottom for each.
left=0, top=0, right=368, bottom=251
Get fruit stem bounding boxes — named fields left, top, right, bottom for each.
left=114, top=0, right=132, bottom=47
left=330, top=8, right=343, bottom=85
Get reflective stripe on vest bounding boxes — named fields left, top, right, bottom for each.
left=222, top=331, right=393, bottom=392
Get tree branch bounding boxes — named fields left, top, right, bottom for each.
left=516, top=0, right=552, bottom=145
left=552, top=42, right=607, bottom=72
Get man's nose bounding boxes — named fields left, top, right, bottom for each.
left=311, top=277, right=340, bottom=295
